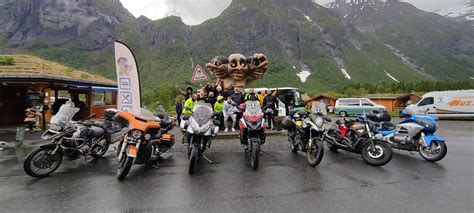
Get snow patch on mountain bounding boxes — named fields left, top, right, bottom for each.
left=341, top=69, right=351, bottom=80
left=295, top=65, right=311, bottom=83
left=384, top=70, right=400, bottom=83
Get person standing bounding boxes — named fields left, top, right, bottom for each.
left=214, top=96, right=225, bottom=130
left=230, top=87, right=244, bottom=106
left=244, top=88, right=259, bottom=102
left=223, top=97, right=237, bottom=132
left=206, top=92, right=217, bottom=107
left=215, top=85, right=225, bottom=97
left=175, top=98, right=183, bottom=123
left=257, top=91, right=265, bottom=106
left=263, top=90, right=278, bottom=129
left=224, top=86, right=234, bottom=99
left=183, top=94, right=197, bottom=115
left=177, top=86, right=194, bottom=100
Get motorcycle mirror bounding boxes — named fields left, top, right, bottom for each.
left=324, top=117, right=332, bottom=122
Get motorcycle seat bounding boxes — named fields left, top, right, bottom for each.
left=88, top=125, right=105, bottom=137
left=379, top=121, right=396, bottom=131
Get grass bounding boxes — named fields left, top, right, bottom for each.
left=0, top=55, right=115, bottom=84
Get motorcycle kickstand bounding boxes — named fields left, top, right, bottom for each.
left=202, top=154, right=213, bottom=164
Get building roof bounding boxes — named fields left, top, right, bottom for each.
left=307, top=93, right=338, bottom=102
left=367, top=93, right=421, bottom=100
left=0, top=55, right=116, bottom=87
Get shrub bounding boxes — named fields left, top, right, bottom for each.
left=0, top=56, right=14, bottom=65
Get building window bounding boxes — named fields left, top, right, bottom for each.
left=93, top=92, right=116, bottom=106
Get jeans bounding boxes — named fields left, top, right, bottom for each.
left=224, top=114, right=236, bottom=129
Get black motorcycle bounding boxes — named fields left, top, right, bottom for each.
left=24, top=103, right=122, bottom=177
left=282, top=111, right=326, bottom=167
left=324, top=115, right=393, bottom=166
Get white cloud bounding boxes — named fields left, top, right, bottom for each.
left=120, top=0, right=231, bottom=25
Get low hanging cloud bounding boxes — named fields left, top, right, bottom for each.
left=121, top=0, right=231, bottom=25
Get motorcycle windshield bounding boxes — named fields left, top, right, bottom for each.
left=193, top=103, right=213, bottom=126
left=139, top=108, right=158, bottom=120
left=50, top=101, right=79, bottom=130
left=245, top=101, right=262, bottom=116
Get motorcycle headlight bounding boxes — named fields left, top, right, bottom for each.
left=315, top=117, right=324, bottom=128
left=190, top=119, right=200, bottom=132
left=131, top=129, right=143, bottom=139
left=144, top=134, right=152, bottom=140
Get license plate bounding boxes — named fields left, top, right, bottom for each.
left=296, top=121, right=303, bottom=126
left=127, top=146, right=137, bottom=157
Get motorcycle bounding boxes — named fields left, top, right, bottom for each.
left=23, top=102, right=121, bottom=178
left=183, top=103, right=220, bottom=174
left=239, top=101, right=266, bottom=170
left=282, top=110, right=326, bottom=167
left=324, top=114, right=393, bottom=166
left=371, top=110, right=447, bottom=162
left=115, top=108, right=175, bottom=180
left=262, top=104, right=275, bottom=130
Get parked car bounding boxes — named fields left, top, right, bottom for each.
left=405, top=90, right=474, bottom=118
left=335, top=98, right=387, bottom=117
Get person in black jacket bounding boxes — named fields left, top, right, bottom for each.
left=230, top=87, right=244, bottom=106
left=244, top=88, right=259, bottom=102
left=263, top=90, right=278, bottom=129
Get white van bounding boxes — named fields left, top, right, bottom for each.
left=405, top=90, right=474, bottom=118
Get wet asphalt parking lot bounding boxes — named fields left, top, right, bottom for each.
left=0, top=119, right=473, bottom=212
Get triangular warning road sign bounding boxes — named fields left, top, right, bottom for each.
left=191, top=65, right=210, bottom=83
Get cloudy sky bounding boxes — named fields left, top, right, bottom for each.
left=120, top=0, right=471, bottom=25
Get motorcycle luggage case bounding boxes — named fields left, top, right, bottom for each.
left=367, top=111, right=391, bottom=122
left=160, top=133, right=175, bottom=149
left=104, top=108, right=119, bottom=121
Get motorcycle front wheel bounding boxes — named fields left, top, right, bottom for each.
left=307, top=138, right=324, bottom=167
left=24, top=145, right=63, bottom=178
left=189, top=145, right=198, bottom=175
left=361, top=140, right=392, bottom=167
left=419, top=141, right=447, bottom=162
left=250, top=141, right=260, bottom=170
left=117, top=155, right=133, bottom=180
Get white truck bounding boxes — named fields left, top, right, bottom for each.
left=405, top=90, right=474, bottom=118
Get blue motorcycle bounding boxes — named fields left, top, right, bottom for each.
left=367, top=110, right=447, bottom=162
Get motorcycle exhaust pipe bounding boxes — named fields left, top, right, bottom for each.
left=325, top=134, right=350, bottom=149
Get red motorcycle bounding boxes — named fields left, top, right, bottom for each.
left=239, top=101, right=266, bottom=170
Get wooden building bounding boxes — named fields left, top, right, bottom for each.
left=0, top=55, right=117, bottom=127
left=368, top=93, right=421, bottom=112
left=306, top=93, right=338, bottom=113
left=306, top=94, right=337, bottom=107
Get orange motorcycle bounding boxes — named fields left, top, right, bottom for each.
left=114, top=109, right=175, bottom=180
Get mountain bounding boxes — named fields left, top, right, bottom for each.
left=328, top=0, right=474, bottom=80
left=430, top=0, right=474, bottom=22
left=0, top=0, right=473, bottom=102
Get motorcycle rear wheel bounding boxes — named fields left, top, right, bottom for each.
left=90, top=139, right=109, bottom=159
left=307, top=138, right=324, bottom=167
left=361, top=140, right=392, bottom=167
left=419, top=141, right=447, bottom=162
left=117, top=156, right=133, bottom=180
left=24, top=146, right=63, bottom=178
left=189, top=146, right=198, bottom=175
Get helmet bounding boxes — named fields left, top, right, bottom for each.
left=217, top=96, right=224, bottom=101
left=281, top=116, right=295, bottom=130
